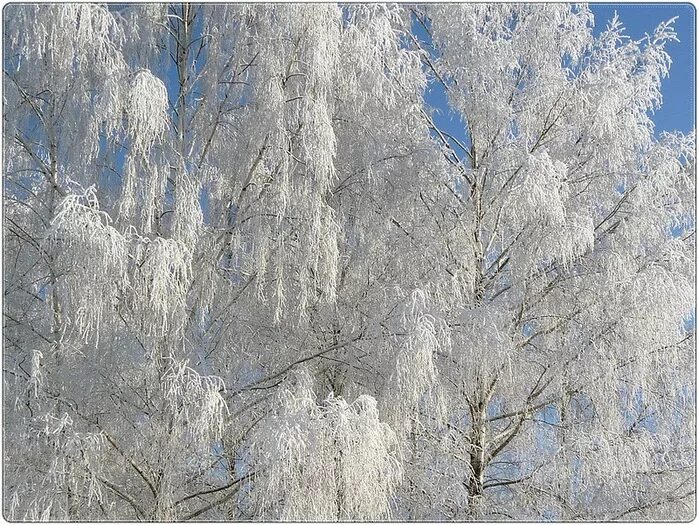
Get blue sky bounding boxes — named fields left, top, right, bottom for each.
left=419, top=3, right=695, bottom=155
left=590, top=3, right=695, bottom=135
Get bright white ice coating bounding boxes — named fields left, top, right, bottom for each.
left=2, top=3, right=695, bottom=521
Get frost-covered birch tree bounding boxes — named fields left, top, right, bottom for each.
left=3, top=3, right=695, bottom=521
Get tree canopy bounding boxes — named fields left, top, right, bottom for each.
left=3, top=3, right=695, bottom=521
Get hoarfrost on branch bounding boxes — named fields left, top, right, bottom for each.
left=3, top=3, right=695, bottom=521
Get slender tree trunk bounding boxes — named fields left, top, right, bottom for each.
left=468, top=398, right=487, bottom=504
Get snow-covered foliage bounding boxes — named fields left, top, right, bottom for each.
left=49, top=187, right=129, bottom=343
left=3, top=3, right=694, bottom=521
left=252, top=372, right=401, bottom=520
left=125, top=70, right=169, bottom=157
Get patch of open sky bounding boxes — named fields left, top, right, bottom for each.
left=590, top=3, right=695, bottom=135
left=684, top=308, right=695, bottom=331
left=411, top=10, right=473, bottom=168
left=413, top=5, right=694, bottom=147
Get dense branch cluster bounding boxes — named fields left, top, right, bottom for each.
left=3, top=3, right=695, bottom=521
